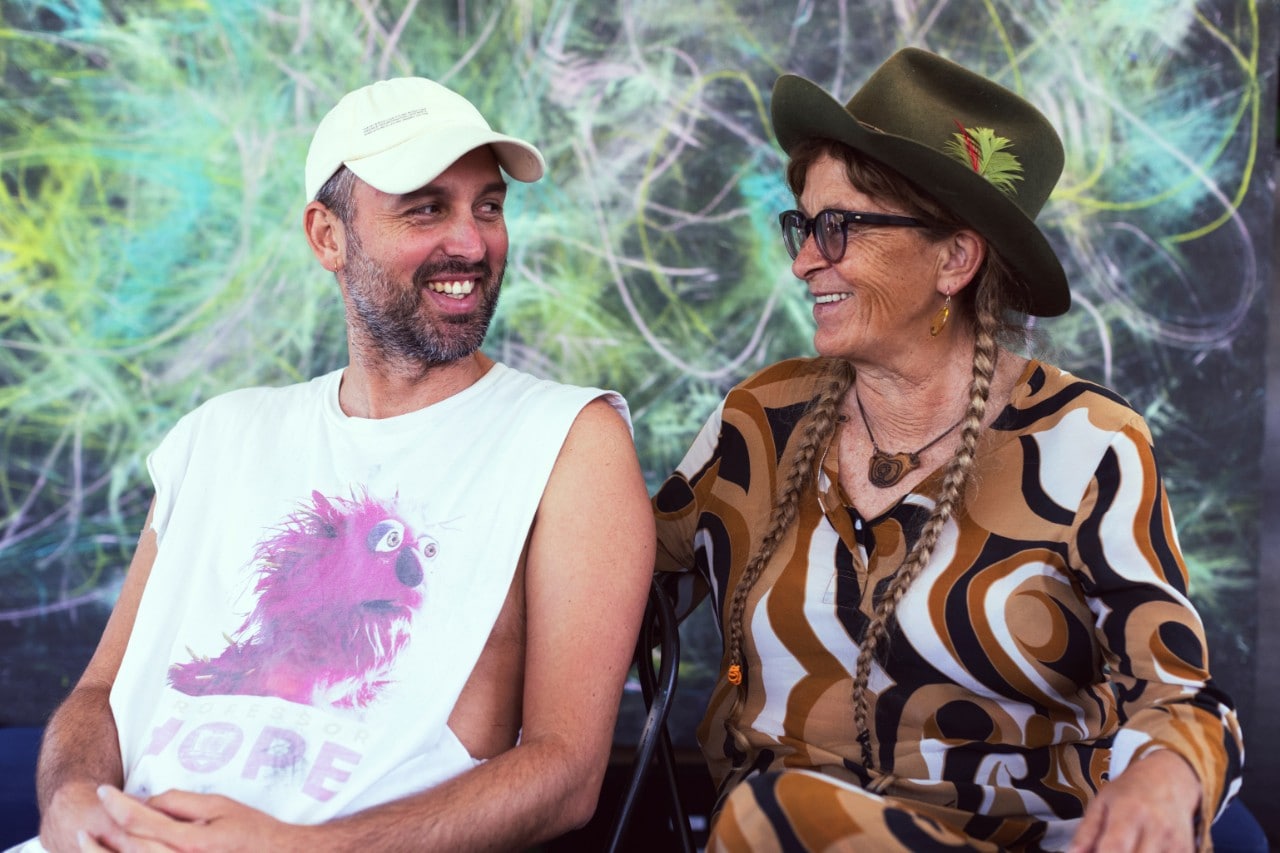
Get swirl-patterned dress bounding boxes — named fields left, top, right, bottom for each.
left=653, top=357, right=1243, bottom=852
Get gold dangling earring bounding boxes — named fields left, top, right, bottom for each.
left=929, top=293, right=951, bottom=337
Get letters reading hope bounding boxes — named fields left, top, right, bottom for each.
left=142, top=704, right=370, bottom=803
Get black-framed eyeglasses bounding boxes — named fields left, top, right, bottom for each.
left=778, top=208, right=926, bottom=263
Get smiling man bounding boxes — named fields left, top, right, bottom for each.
left=23, top=78, right=654, bottom=853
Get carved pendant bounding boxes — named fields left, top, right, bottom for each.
left=868, top=450, right=920, bottom=488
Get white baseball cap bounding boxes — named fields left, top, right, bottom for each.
left=304, top=77, right=545, bottom=201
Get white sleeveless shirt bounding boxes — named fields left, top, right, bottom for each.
left=106, top=364, right=625, bottom=824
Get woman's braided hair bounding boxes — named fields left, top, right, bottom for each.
left=850, top=271, right=1005, bottom=775
left=722, top=138, right=1030, bottom=774
left=721, top=356, right=854, bottom=755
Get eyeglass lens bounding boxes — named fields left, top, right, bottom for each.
left=815, top=212, right=845, bottom=261
left=781, top=211, right=844, bottom=262
left=780, top=209, right=925, bottom=263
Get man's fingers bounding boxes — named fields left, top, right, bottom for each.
left=95, top=786, right=188, bottom=845
left=145, top=789, right=223, bottom=822
left=77, top=830, right=112, bottom=852
left=90, top=789, right=191, bottom=853
left=95, top=786, right=149, bottom=826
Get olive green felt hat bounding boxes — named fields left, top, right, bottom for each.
left=771, top=48, right=1070, bottom=317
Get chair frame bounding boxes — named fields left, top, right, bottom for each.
left=606, top=579, right=695, bottom=853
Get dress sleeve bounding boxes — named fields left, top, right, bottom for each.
left=1069, top=416, right=1244, bottom=841
left=652, top=399, right=726, bottom=617
left=653, top=399, right=725, bottom=572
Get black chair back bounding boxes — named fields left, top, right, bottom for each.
left=606, top=579, right=695, bottom=853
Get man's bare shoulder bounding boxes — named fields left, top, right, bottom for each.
left=547, top=395, right=639, bottom=476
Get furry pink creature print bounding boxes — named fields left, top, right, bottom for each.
left=168, top=490, right=433, bottom=709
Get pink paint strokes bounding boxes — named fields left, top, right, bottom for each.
left=168, top=490, right=435, bottom=710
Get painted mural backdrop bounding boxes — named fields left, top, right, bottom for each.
left=1, top=0, right=1272, bottom=739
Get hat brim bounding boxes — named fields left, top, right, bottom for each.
left=772, top=75, right=1069, bottom=317
left=344, top=124, right=545, bottom=196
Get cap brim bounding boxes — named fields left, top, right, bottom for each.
left=345, top=124, right=545, bottom=196
left=772, top=75, right=1069, bottom=317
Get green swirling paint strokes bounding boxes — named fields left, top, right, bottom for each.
left=0, top=0, right=1269, bottom=721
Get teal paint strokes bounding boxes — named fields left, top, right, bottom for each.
left=0, top=0, right=1271, bottom=731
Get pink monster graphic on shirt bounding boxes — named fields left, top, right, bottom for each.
left=168, top=490, right=434, bottom=709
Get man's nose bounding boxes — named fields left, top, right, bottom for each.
left=440, top=213, right=485, bottom=260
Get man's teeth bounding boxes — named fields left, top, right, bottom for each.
left=815, top=293, right=850, bottom=304
left=428, top=280, right=475, bottom=299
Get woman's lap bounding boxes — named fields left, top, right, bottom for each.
left=708, top=769, right=1004, bottom=853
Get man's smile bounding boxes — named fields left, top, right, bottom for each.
left=426, top=279, right=476, bottom=299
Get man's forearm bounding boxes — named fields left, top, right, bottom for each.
left=37, top=682, right=124, bottom=812
left=311, top=732, right=601, bottom=851
left=113, top=731, right=608, bottom=852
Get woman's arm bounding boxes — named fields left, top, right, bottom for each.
left=1069, top=419, right=1243, bottom=850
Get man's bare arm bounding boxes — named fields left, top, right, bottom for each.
left=335, top=397, right=655, bottom=846
left=37, top=504, right=158, bottom=852
left=94, top=398, right=656, bottom=851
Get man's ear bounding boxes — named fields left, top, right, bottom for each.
left=304, top=201, right=346, bottom=272
left=938, top=229, right=987, bottom=296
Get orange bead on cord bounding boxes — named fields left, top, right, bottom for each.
left=727, top=663, right=742, bottom=685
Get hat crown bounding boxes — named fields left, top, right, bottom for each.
left=845, top=49, right=1062, bottom=219
left=321, top=78, right=491, bottom=162
left=303, top=77, right=544, bottom=201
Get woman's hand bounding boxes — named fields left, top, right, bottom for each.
left=1068, top=750, right=1202, bottom=853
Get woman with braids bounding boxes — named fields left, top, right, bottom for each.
left=652, top=48, right=1242, bottom=852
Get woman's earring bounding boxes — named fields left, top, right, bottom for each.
left=930, top=294, right=951, bottom=337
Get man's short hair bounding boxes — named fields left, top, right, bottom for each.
left=315, top=166, right=357, bottom=227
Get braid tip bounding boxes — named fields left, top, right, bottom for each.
left=727, top=663, right=742, bottom=685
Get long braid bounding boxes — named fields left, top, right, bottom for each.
left=722, top=358, right=854, bottom=753
left=851, top=281, right=1003, bottom=784
left=778, top=138, right=1027, bottom=793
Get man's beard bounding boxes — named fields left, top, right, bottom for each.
left=341, top=232, right=503, bottom=370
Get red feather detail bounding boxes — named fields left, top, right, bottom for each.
left=953, top=119, right=980, bottom=173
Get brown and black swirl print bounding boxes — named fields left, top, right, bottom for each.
left=654, top=357, right=1243, bottom=852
